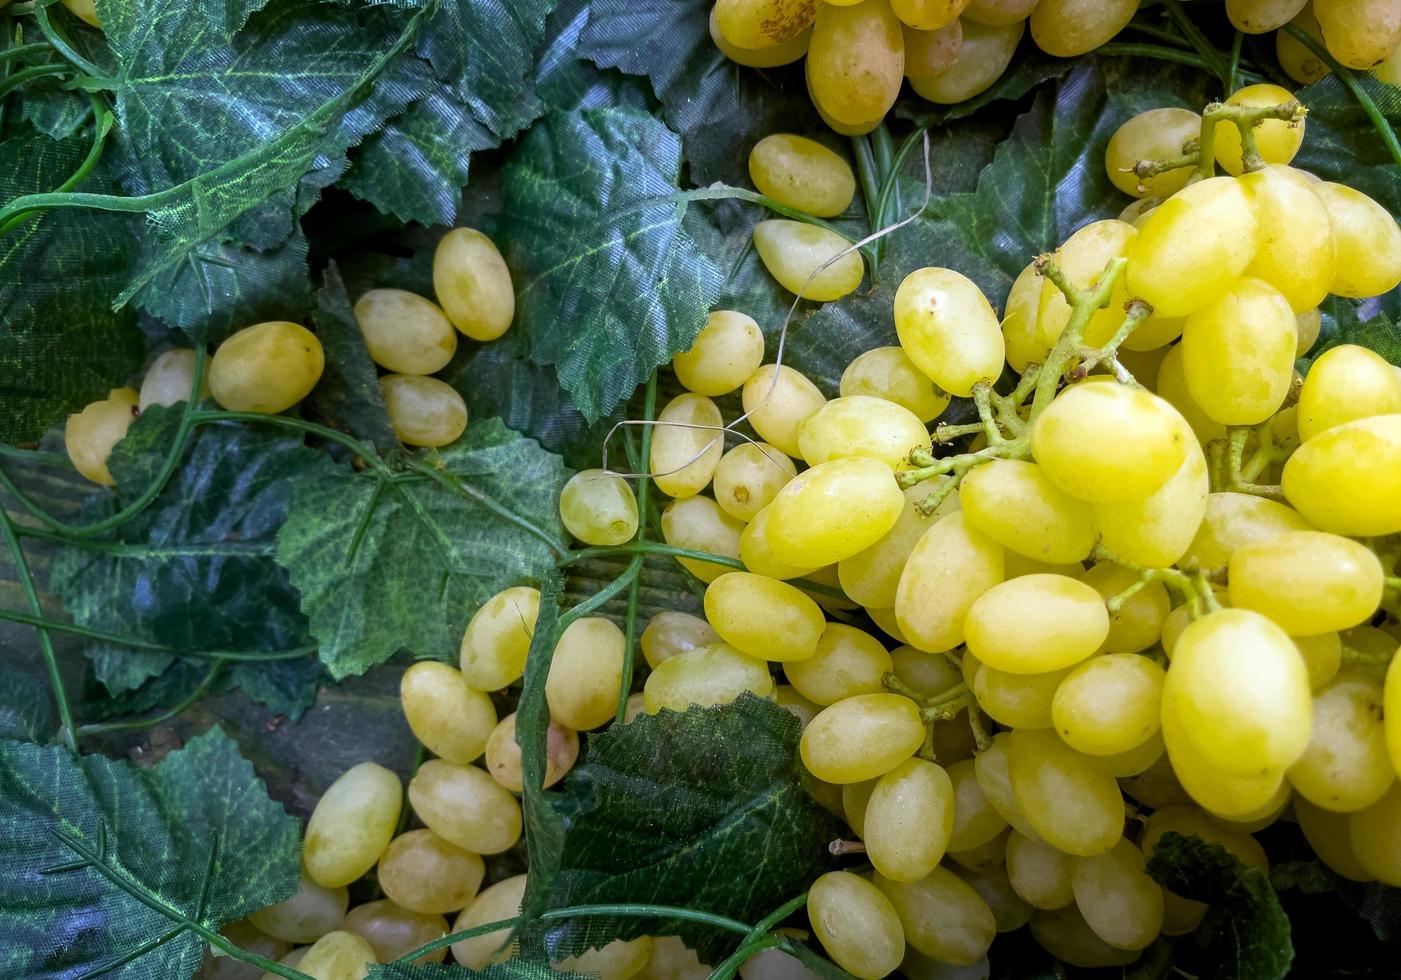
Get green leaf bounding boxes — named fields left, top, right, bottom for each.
left=276, top=419, right=570, bottom=678
left=0, top=663, right=56, bottom=742
left=529, top=694, right=844, bottom=963
left=518, top=574, right=567, bottom=910
left=0, top=726, right=299, bottom=977
left=308, top=262, right=400, bottom=457
left=500, top=106, right=725, bottom=422
left=534, top=0, right=656, bottom=115
left=1292, top=73, right=1401, bottom=213
left=0, top=134, right=144, bottom=445
left=1145, top=831, right=1293, bottom=980
left=1303, top=296, right=1401, bottom=369
left=369, top=960, right=590, bottom=979
left=20, top=81, right=93, bottom=141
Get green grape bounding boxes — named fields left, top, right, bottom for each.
left=748, top=134, right=857, bottom=217
left=62, top=0, right=101, bottom=27
left=1052, top=654, right=1165, bottom=756
left=962, top=0, right=1037, bottom=24
left=963, top=574, right=1109, bottom=673
left=960, top=460, right=1098, bottom=563
left=643, top=642, right=776, bottom=713
left=1299, top=344, right=1401, bottom=441
left=1387, top=651, right=1401, bottom=779
left=1314, top=181, right=1401, bottom=298
left=139, top=349, right=210, bottom=410
left=895, top=512, right=1005, bottom=653
left=1316, top=0, right=1401, bottom=68
left=865, top=759, right=955, bottom=882
left=1081, top=562, right=1169, bottom=654
left=1212, top=85, right=1306, bottom=175
left=742, top=364, right=827, bottom=458
left=1282, top=414, right=1401, bottom=535
left=1239, top=166, right=1334, bottom=312
left=209, top=321, right=324, bottom=414
left=485, top=711, right=579, bottom=792
left=946, top=827, right=1010, bottom=873
left=302, top=763, right=402, bottom=889
left=1000, top=262, right=1055, bottom=373
left=1295, top=797, right=1376, bottom=881
left=546, top=617, right=626, bottom=730
left=1163, top=709, right=1289, bottom=818
left=740, top=505, right=818, bottom=579
left=1293, top=630, right=1343, bottom=690
left=973, top=734, right=1043, bottom=841
left=459, top=586, right=540, bottom=691
left=809, top=98, right=883, bottom=137
left=948, top=757, right=1009, bottom=851
left=875, top=868, right=996, bottom=966
left=800, top=693, right=924, bottom=783
left=1104, top=108, right=1202, bottom=198
left=1155, top=343, right=1226, bottom=445
left=640, top=611, right=720, bottom=669
left=902, top=19, right=964, bottom=79
left=713, top=443, right=796, bottom=523
left=1180, top=277, right=1296, bottom=426
left=1007, top=729, right=1125, bottom=856
left=890, top=644, right=963, bottom=698
left=1092, top=432, right=1208, bottom=568
left=1028, top=906, right=1138, bottom=969
left=450, top=875, right=526, bottom=968
left=661, top=495, right=746, bottom=581
left=353, top=288, right=456, bottom=376
left=957, top=864, right=1033, bottom=934
left=408, top=761, right=521, bottom=855
left=1036, top=220, right=1138, bottom=349
left=433, top=228, right=514, bottom=341
left=399, top=662, right=496, bottom=765
left=1029, top=0, right=1136, bottom=56
left=1005, top=831, right=1075, bottom=912
left=840, top=345, right=949, bottom=423
left=1295, top=307, right=1323, bottom=356
left=1072, top=838, right=1165, bottom=951
left=783, top=623, right=892, bottom=704
left=890, top=0, right=966, bottom=30
left=1228, top=530, right=1383, bottom=635
left=559, top=469, right=640, bottom=546
left=377, top=830, right=484, bottom=915
left=1342, top=627, right=1395, bottom=685
left=710, top=8, right=811, bottom=66
left=867, top=605, right=910, bottom=645
left=1125, top=176, right=1259, bottom=318
left=1227, top=0, right=1308, bottom=31
left=842, top=778, right=876, bottom=837
left=343, top=900, right=448, bottom=965
left=1091, top=730, right=1166, bottom=778
left=774, top=684, right=822, bottom=730
left=704, top=571, right=825, bottom=661
left=295, top=930, right=377, bottom=979
left=840, top=482, right=958, bottom=609
left=1276, top=5, right=1329, bottom=83
left=1349, top=784, right=1401, bottom=884
left=808, top=871, right=905, bottom=980
left=1119, top=750, right=1193, bottom=811
left=972, top=660, right=1077, bottom=728
left=673, top=310, right=766, bottom=397
left=553, top=938, right=654, bottom=980
left=65, top=388, right=139, bottom=485
left=1376, top=40, right=1401, bottom=82
left=1031, top=383, right=1188, bottom=502
left=714, top=0, right=817, bottom=48
left=806, top=0, right=905, bottom=128
left=204, top=921, right=291, bottom=979
left=651, top=393, right=724, bottom=498
left=1182, top=491, right=1314, bottom=572
left=797, top=395, right=932, bottom=470
left=1288, top=673, right=1394, bottom=812
left=250, top=870, right=349, bottom=943
left=380, top=375, right=468, bottom=448
left=766, top=457, right=905, bottom=567
left=893, top=267, right=1004, bottom=397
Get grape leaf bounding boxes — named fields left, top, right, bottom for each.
left=1292, top=73, right=1401, bottom=213
left=534, top=0, right=657, bottom=115
left=1302, top=295, right=1401, bottom=368
left=0, top=726, right=299, bottom=978
left=275, top=418, right=570, bottom=678
left=0, top=663, right=56, bottom=743
left=517, top=573, right=567, bottom=909
left=369, top=961, right=590, bottom=979
left=308, top=262, right=400, bottom=457
left=500, top=106, right=725, bottom=422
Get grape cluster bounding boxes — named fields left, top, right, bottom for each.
left=1242, top=0, right=1401, bottom=84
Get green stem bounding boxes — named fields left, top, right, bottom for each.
left=190, top=410, right=389, bottom=472
left=1162, top=0, right=1230, bottom=87
left=561, top=541, right=850, bottom=601
left=875, top=123, right=931, bottom=229
left=851, top=135, right=882, bottom=274
left=400, top=456, right=564, bottom=560
left=1227, top=30, right=1244, bottom=93
left=76, top=660, right=224, bottom=737
left=615, top=373, right=658, bottom=725
left=0, top=608, right=315, bottom=661
left=0, top=41, right=50, bottom=64
left=711, top=935, right=786, bottom=980
left=663, top=186, right=856, bottom=243
left=1126, top=20, right=1192, bottom=45
left=31, top=2, right=106, bottom=80
left=0, top=60, right=67, bottom=98
left=0, top=509, right=75, bottom=750
left=0, top=445, right=70, bottom=468
left=1030, top=256, right=1127, bottom=415
left=558, top=556, right=645, bottom=634
left=0, top=94, right=110, bottom=235
left=1284, top=23, right=1401, bottom=167
left=870, top=122, right=896, bottom=225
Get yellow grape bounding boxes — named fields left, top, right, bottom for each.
left=399, top=662, right=496, bottom=765
left=867, top=605, right=909, bottom=645
left=909, top=18, right=1023, bottom=104
left=963, top=574, right=1108, bottom=673
left=1028, top=0, right=1137, bottom=56
left=890, top=644, right=963, bottom=699
left=139, top=349, right=209, bottom=410
left=484, top=711, right=578, bottom=792
left=408, top=761, right=521, bottom=855
left=806, top=0, right=905, bottom=128
left=1349, top=784, right=1401, bottom=884
left=893, top=267, right=1004, bottom=397
left=748, top=134, right=856, bottom=217
left=958, top=864, right=1033, bottom=935
left=1295, top=797, right=1376, bottom=881
left=1298, top=344, right=1401, bottom=441
left=705, top=571, right=825, bottom=661
left=638, top=936, right=711, bottom=980
left=1289, top=673, right=1394, bottom=812
left=250, top=869, right=349, bottom=944
left=660, top=495, right=745, bottom=581
left=1104, top=108, right=1202, bottom=198
left=61, top=0, right=101, bottom=27
left=65, top=388, right=139, bottom=486
left=889, top=0, right=966, bottom=30
left=742, top=364, right=827, bottom=458
left=1035, top=219, right=1137, bottom=349
left=1240, top=165, right=1334, bottom=312
left=962, top=0, right=1037, bottom=23
left=865, top=759, right=955, bottom=882
left=650, top=393, right=724, bottom=498
left=1092, top=730, right=1166, bottom=778
left=710, top=8, right=811, bottom=66
left=1182, top=491, right=1314, bottom=571
left=1180, top=277, right=1296, bottom=426
left=1052, top=654, right=1164, bottom=756
left=797, top=395, right=932, bottom=470
left=1071, top=838, right=1165, bottom=951
left=209, top=321, right=324, bottom=414
left=783, top=623, right=892, bottom=704
left=839, top=482, right=958, bottom=609
left=380, top=375, right=468, bottom=448
left=875, top=868, right=996, bottom=966
left=559, top=469, right=639, bottom=546
left=1315, top=0, right=1401, bottom=68
left=1296, top=631, right=1343, bottom=690
left=546, top=617, right=626, bottom=730
left=342, top=900, right=448, bottom=965
left=1227, top=0, right=1308, bottom=31
left=1314, top=181, right=1401, bottom=298
left=1282, top=414, right=1401, bottom=535
left=809, top=99, right=882, bottom=138
left=1092, top=432, right=1207, bottom=568
left=1375, top=42, right=1401, bottom=83
left=901, top=19, right=963, bottom=79
left=713, top=443, right=796, bottom=523
left=714, top=0, right=817, bottom=48
left=302, top=763, right=402, bottom=889
left=1000, top=261, right=1050, bottom=373
left=1081, top=562, right=1169, bottom=654
left=433, top=228, right=514, bottom=341
left=808, top=871, right=905, bottom=979
left=1125, top=176, right=1259, bottom=318
left=1007, top=729, right=1125, bottom=856
left=1154, top=747, right=1279, bottom=835
left=1343, top=626, right=1397, bottom=685
left=960, top=459, right=1097, bottom=563
left=1154, top=343, right=1226, bottom=445
left=1228, top=530, right=1383, bottom=635
left=1296, top=307, right=1323, bottom=356
left=1212, top=85, right=1306, bottom=175
left=295, top=931, right=377, bottom=979
left=553, top=938, right=654, bottom=980
left=1029, top=906, right=1138, bottom=969
left=774, top=684, right=822, bottom=730
left=640, top=611, right=720, bottom=669
left=895, top=512, right=1005, bottom=653
left=1276, top=5, right=1330, bottom=83
left=800, top=693, right=924, bottom=782
left=353, top=289, right=456, bottom=375
left=377, top=830, right=484, bottom=915
left=766, top=457, right=905, bottom=567
left=842, top=778, right=876, bottom=837
left=450, top=876, right=526, bottom=968
left=459, top=586, right=540, bottom=691
left=1005, top=831, right=1074, bottom=910
left=1141, top=805, right=1269, bottom=871
left=1387, top=652, right=1401, bottom=780
left=740, top=505, right=818, bottom=580
left=643, top=642, right=775, bottom=713
left=1120, top=310, right=1186, bottom=352
left=673, top=310, right=766, bottom=397
left=840, top=345, right=949, bottom=422
left=972, top=661, right=1077, bottom=728
left=974, top=734, right=1042, bottom=840
left=1119, top=751, right=1194, bottom=811
left=949, top=757, right=1009, bottom=851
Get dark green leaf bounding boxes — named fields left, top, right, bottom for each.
left=0, top=727, right=299, bottom=977
left=518, top=574, right=567, bottom=913
left=1146, top=831, right=1293, bottom=980
left=501, top=106, right=725, bottom=422
left=1303, top=295, right=1401, bottom=369
left=1292, top=73, right=1401, bottom=213
left=276, top=419, right=570, bottom=678
left=19, top=82, right=93, bottom=141
left=308, top=262, right=400, bottom=456
left=369, top=960, right=590, bottom=979
left=534, top=0, right=656, bottom=115
left=0, top=663, right=56, bottom=742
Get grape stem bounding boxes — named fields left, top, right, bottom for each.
left=1283, top=23, right=1401, bottom=168
left=829, top=839, right=867, bottom=856
left=1341, top=642, right=1395, bottom=665
left=614, top=372, right=658, bottom=725
left=1091, top=544, right=1221, bottom=619
left=920, top=688, right=972, bottom=723
left=1212, top=426, right=1285, bottom=500
left=1135, top=99, right=1307, bottom=185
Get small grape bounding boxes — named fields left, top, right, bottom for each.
left=1028, top=905, right=1138, bottom=969
left=1007, top=728, right=1125, bottom=857
left=1228, top=530, right=1383, bottom=635
left=864, top=758, right=954, bottom=882
left=973, top=733, right=1046, bottom=842
left=1092, top=433, right=1208, bottom=568
left=1029, top=0, right=1137, bottom=56
left=714, top=0, right=818, bottom=49
left=742, top=364, right=827, bottom=458
left=1071, top=838, right=1165, bottom=951
left=353, top=289, right=457, bottom=375
left=65, top=388, right=139, bottom=486
left=710, top=8, right=810, bottom=65
left=705, top=571, right=825, bottom=661
left=895, top=512, right=1005, bottom=653
left=1276, top=6, right=1330, bottom=83
left=963, top=574, right=1108, bottom=674
left=433, top=228, right=514, bottom=341
left=1005, top=831, right=1075, bottom=910
left=1035, top=220, right=1138, bottom=349
left=376, top=829, right=485, bottom=915
left=407, top=761, right=522, bottom=854
left=959, top=460, right=1098, bottom=564
left=296, top=931, right=377, bottom=978
left=806, top=0, right=905, bottom=129
left=1289, top=674, right=1394, bottom=812
left=713, top=443, right=797, bottom=523
left=808, top=871, right=905, bottom=980
left=545, top=617, right=626, bottom=730
left=901, top=19, right=963, bottom=79
left=955, top=864, right=1033, bottom=935
left=1104, top=108, right=1202, bottom=198
left=250, top=869, right=349, bottom=944
left=783, top=623, right=892, bottom=705
left=209, top=321, right=325, bottom=414
left=400, top=661, right=497, bottom=764
left=673, top=310, right=766, bottom=396
left=1313, top=181, right=1401, bottom=298
left=642, top=642, right=775, bottom=713
left=139, top=349, right=209, bottom=410
left=1181, top=277, right=1298, bottom=426
left=1227, top=0, right=1308, bottom=32
left=484, top=711, right=578, bottom=792
left=661, top=495, right=746, bottom=581
left=342, top=900, right=448, bottom=965
left=459, top=586, right=540, bottom=691
left=972, top=660, right=1078, bottom=729
left=893, top=266, right=1004, bottom=397
left=1182, top=491, right=1314, bottom=572
left=1295, top=797, right=1376, bottom=881
left=740, top=505, right=819, bottom=580
left=839, top=345, right=949, bottom=422
left=380, top=375, right=468, bottom=447
left=650, top=393, right=724, bottom=499
left=1081, top=562, right=1170, bottom=654
left=559, top=469, right=639, bottom=546
left=839, top=482, right=957, bottom=609
left=909, top=19, right=1024, bottom=104
left=748, top=134, right=856, bottom=217
left=799, top=693, right=924, bottom=783
left=1315, top=0, right=1401, bottom=68
left=1155, top=343, right=1226, bottom=445
left=450, top=876, right=526, bottom=968
left=889, top=0, right=966, bottom=30
left=1298, top=344, right=1401, bottom=441
left=302, top=762, right=402, bottom=889
left=1282, top=414, right=1401, bottom=536
left=640, top=611, right=720, bottom=669
left=1212, top=85, right=1306, bottom=175
left=949, top=757, right=1009, bottom=852
left=1052, top=654, right=1165, bottom=756
left=752, top=220, right=864, bottom=301
left=765, top=457, right=905, bottom=567
left=874, top=868, right=996, bottom=966
left=797, top=395, right=932, bottom=470
left=1240, top=166, right=1334, bottom=312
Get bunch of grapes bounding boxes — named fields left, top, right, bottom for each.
left=1239, top=0, right=1401, bottom=84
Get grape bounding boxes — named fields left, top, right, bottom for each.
left=1288, top=674, right=1393, bottom=812
left=1030, top=383, right=1188, bottom=502
left=408, top=761, right=521, bottom=855
left=972, top=660, right=1077, bottom=729
left=740, top=506, right=819, bottom=579
left=840, top=345, right=949, bottom=422
left=893, top=267, right=1004, bottom=397
left=766, top=457, right=905, bottom=566
left=1028, top=906, right=1138, bottom=968
left=376, top=830, right=484, bottom=915
left=739, top=932, right=824, bottom=980
left=1007, top=729, right=1125, bottom=856
left=947, top=827, right=1011, bottom=873
left=433, top=228, right=514, bottom=341
left=484, top=712, right=578, bottom=792
left=1293, top=631, right=1343, bottom=690
left=748, top=134, right=856, bottom=217
left=250, top=870, right=349, bottom=943
left=1154, top=344, right=1226, bottom=445
left=808, top=871, right=905, bottom=979
left=1081, top=563, right=1170, bottom=654
left=208, top=321, right=325, bottom=413
left=1376, top=42, right=1401, bottom=83
left=553, top=938, right=654, bottom=980
left=800, top=693, right=924, bottom=782
left=301, top=763, right=402, bottom=889
left=1029, top=0, right=1137, bottom=56
left=639, top=936, right=712, bottom=980
left=1295, top=307, right=1324, bottom=357
left=1092, top=730, right=1167, bottom=778
left=353, top=289, right=456, bottom=376
left=1072, top=838, right=1165, bottom=950
left=742, top=364, right=827, bottom=458
left=783, top=623, right=892, bottom=704
left=661, top=495, right=746, bottom=581
left=714, top=0, right=818, bottom=48
left=1349, top=784, right=1401, bottom=884
left=1385, top=652, right=1401, bottom=781
left=1182, top=491, right=1314, bottom=572
left=1299, top=344, right=1401, bottom=441
left=139, top=349, right=209, bottom=410
left=1341, top=626, right=1395, bottom=685
left=459, top=586, right=540, bottom=691
left=203, top=921, right=290, bottom=979
left=949, top=757, right=1009, bottom=851
left=960, top=460, right=1098, bottom=563
left=1228, top=530, right=1383, bottom=635
left=840, top=482, right=957, bottom=608
left=902, top=19, right=964, bottom=78
left=1276, top=5, right=1330, bottom=83
left=546, top=617, right=626, bottom=730
left=61, top=0, right=100, bottom=26
left=797, top=395, right=932, bottom=470
left=1140, top=805, right=1268, bottom=932
left=973, top=733, right=1043, bottom=841
left=890, top=0, right=966, bottom=30
left=962, top=0, right=1037, bottom=24
left=705, top=571, right=825, bottom=661
left=1092, top=434, right=1208, bottom=568
left=806, top=0, right=904, bottom=128
left=449, top=875, right=526, bottom=968
left=1227, top=0, right=1308, bottom=31
left=713, top=443, right=796, bottom=522
left=379, top=375, right=468, bottom=448
left=1315, top=0, right=1401, bottom=68
left=710, top=8, right=812, bottom=66
left=1239, top=166, right=1334, bottom=312
left=643, top=642, right=776, bottom=713
left=1282, top=414, right=1401, bottom=535
left=1212, top=85, right=1306, bottom=176
left=651, top=393, right=724, bottom=498
left=296, top=931, right=378, bottom=978
left=842, top=778, right=876, bottom=837
left=1314, top=181, right=1401, bottom=298
left=1119, top=751, right=1194, bottom=811
left=875, top=868, right=996, bottom=966
left=1104, top=108, right=1201, bottom=199
left=65, top=388, right=139, bottom=485
left=963, top=574, right=1109, bottom=673
left=1125, top=176, right=1259, bottom=317
left=1164, top=710, right=1289, bottom=819
left=1052, top=654, right=1165, bottom=756
left=399, top=662, right=496, bottom=765
left=640, top=611, right=720, bottom=669
left=957, top=864, right=1034, bottom=934
left=1000, top=262, right=1052, bottom=373
left=673, top=310, right=766, bottom=396
left=868, top=605, right=910, bottom=645
left=559, top=469, right=639, bottom=546
left=343, top=900, right=448, bottom=965
left=1180, top=278, right=1296, bottom=426
left=864, top=759, right=955, bottom=882
left=774, top=685, right=822, bottom=729
left=1295, top=797, right=1376, bottom=881
left=1005, top=831, right=1075, bottom=910
left=895, top=512, right=1005, bottom=653
left=1035, top=220, right=1138, bottom=349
